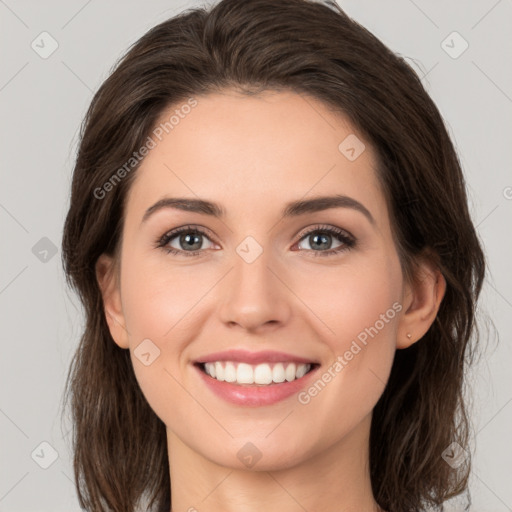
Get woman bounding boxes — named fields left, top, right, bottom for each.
left=61, top=0, right=485, bottom=510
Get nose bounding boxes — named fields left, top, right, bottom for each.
left=218, top=247, right=292, bottom=333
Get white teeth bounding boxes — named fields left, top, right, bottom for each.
left=215, top=362, right=224, bottom=381
left=205, top=363, right=216, bottom=378
left=237, top=363, right=254, bottom=384
left=285, top=363, right=296, bottom=382
left=295, top=363, right=308, bottom=378
left=224, top=362, right=237, bottom=382
left=202, top=361, right=312, bottom=385
left=272, top=363, right=286, bottom=383
left=254, top=363, right=273, bottom=384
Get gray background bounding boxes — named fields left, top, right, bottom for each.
left=1, top=0, right=511, bottom=510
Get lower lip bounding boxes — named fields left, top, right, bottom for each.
left=193, top=363, right=319, bottom=407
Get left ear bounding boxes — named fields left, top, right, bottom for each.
left=397, top=256, right=446, bottom=349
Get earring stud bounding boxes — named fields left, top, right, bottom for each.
left=406, top=332, right=412, bottom=339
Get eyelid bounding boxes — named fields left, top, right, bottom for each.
left=294, top=223, right=355, bottom=244
left=158, top=224, right=216, bottom=242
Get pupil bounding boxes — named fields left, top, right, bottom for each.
left=181, top=233, right=202, bottom=250
left=311, top=233, right=331, bottom=250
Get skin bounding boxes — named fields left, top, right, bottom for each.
left=96, top=89, right=446, bottom=512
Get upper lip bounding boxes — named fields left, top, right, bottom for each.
left=194, top=349, right=319, bottom=365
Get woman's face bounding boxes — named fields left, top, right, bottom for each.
left=102, top=89, right=409, bottom=470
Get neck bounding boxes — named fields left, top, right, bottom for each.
left=167, top=413, right=384, bottom=512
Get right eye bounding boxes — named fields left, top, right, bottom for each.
left=156, top=225, right=218, bottom=257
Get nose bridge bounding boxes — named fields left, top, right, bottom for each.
left=217, top=236, right=291, bottom=331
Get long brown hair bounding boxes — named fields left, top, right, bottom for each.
left=61, top=0, right=486, bottom=510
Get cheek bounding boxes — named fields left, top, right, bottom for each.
left=120, top=249, right=207, bottom=340
left=293, top=252, right=402, bottom=351
left=332, top=272, right=400, bottom=352
left=118, top=253, right=205, bottom=422
left=291, top=253, right=401, bottom=418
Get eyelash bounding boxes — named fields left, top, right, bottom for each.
left=155, top=224, right=356, bottom=258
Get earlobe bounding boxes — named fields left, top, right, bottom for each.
left=95, top=253, right=130, bottom=349
left=397, top=259, right=446, bottom=349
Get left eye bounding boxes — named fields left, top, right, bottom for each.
left=297, top=230, right=344, bottom=251
left=293, top=226, right=355, bottom=256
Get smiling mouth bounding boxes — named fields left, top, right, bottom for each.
left=195, top=361, right=319, bottom=386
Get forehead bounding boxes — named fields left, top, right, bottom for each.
left=125, top=89, right=387, bottom=226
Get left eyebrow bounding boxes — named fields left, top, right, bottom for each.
left=281, top=194, right=375, bottom=225
left=141, top=194, right=375, bottom=226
